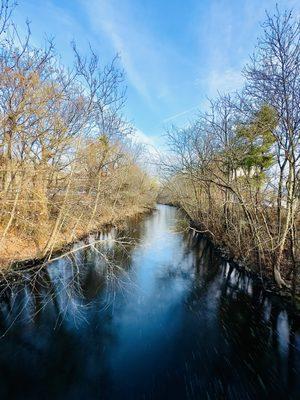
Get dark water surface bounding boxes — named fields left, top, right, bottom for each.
left=0, top=205, right=300, bottom=399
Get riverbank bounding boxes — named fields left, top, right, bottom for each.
left=187, top=216, right=300, bottom=311
left=0, top=204, right=155, bottom=271
left=157, top=202, right=298, bottom=309
left=1, top=204, right=299, bottom=399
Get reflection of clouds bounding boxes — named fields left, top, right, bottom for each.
left=0, top=205, right=299, bottom=398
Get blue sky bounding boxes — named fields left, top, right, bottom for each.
left=14, top=0, right=299, bottom=148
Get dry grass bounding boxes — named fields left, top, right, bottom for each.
left=0, top=204, right=152, bottom=268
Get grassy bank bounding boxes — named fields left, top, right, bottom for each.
left=0, top=203, right=155, bottom=270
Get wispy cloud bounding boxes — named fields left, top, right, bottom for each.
left=196, top=68, right=245, bottom=97
left=133, top=128, right=166, bottom=151
left=162, top=106, right=199, bottom=123
left=79, top=0, right=171, bottom=106
left=133, top=129, right=157, bottom=148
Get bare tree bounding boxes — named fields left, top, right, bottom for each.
left=162, top=6, right=300, bottom=292
left=244, top=7, right=300, bottom=287
left=0, top=1, right=156, bottom=265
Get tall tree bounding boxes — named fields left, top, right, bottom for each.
left=244, top=7, right=300, bottom=287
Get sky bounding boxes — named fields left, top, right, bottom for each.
left=14, top=0, right=299, bottom=149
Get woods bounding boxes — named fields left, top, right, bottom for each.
left=0, top=2, right=300, bottom=398
left=0, top=1, right=156, bottom=265
left=162, top=8, right=300, bottom=294
left=0, top=0, right=299, bottom=299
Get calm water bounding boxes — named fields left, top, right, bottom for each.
left=0, top=204, right=299, bottom=399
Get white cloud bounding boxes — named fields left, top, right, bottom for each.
left=162, top=106, right=199, bottom=123
left=133, top=129, right=157, bottom=148
left=79, top=0, right=171, bottom=106
left=196, top=68, right=245, bottom=97
left=131, top=129, right=165, bottom=176
left=133, top=128, right=168, bottom=153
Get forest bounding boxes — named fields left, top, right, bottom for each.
left=0, top=0, right=299, bottom=299
left=0, top=1, right=156, bottom=266
left=161, top=7, right=300, bottom=295
left=0, top=2, right=300, bottom=399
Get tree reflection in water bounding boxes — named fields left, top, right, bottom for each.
left=0, top=205, right=299, bottom=400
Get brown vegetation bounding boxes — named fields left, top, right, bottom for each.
left=0, top=1, right=156, bottom=267
left=161, top=8, right=300, bottom=295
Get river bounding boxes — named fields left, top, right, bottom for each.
left=0, top=204, right=299, bottom=399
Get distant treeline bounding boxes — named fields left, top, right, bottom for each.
left=0, top=1, right=156, bottom=265
left=161, top=7, right=300, bottom=293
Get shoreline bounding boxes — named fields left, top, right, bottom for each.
left=189, top=218, right=300, bottom=313
left=0, top=205, right=155, bottom=275
left=157, top=202, right=300, bottom=313
left=2, top=202, right=298, bottom=315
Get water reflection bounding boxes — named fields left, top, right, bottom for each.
left=0, top=205, right=299, bottom=399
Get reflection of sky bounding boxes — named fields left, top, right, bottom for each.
left=0, top=205, right=300, bottom=398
